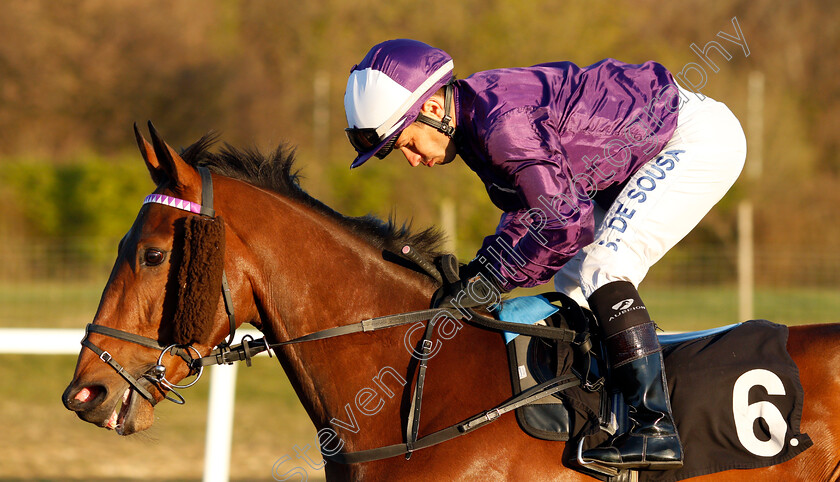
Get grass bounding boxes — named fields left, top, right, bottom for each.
left=0, top=353, right=324, bottom=481
left=4, top=280, right=836, bottom=330
left=643, top=284, right=840, bottom=330
left=0, top=280, right=105, bottom=328
left=512, top=283, right=840, bottom=332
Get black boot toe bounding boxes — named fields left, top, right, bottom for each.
left=582, top=433, right=683, bottom=470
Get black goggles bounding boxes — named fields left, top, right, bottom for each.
left=345, top=127, right=399, bottom=159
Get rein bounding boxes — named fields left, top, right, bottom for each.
left=80, top=165, right=593, bottom=462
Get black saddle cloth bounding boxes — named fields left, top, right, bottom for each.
left=506, top=304, right=812, bottom=482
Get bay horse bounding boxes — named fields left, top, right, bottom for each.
left=63, top=124, right=840, bottom=481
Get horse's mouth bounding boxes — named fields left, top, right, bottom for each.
left=104, top=388, right=150, bottom=435
left=103, top=388, right=130, bottom=433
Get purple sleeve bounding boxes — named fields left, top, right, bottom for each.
left=475, top=163, right=595, bottom=290
left=472, top=108, right=595, bottom=290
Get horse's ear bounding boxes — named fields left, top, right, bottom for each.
left=134, top=122, right=167, bottom=186
left=146, top=121, right=200, bottom=190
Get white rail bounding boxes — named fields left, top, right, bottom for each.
left=0, top=327, right=261, bottom=482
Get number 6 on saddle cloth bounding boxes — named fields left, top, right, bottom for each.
left=500, top=294, right=814, bottom=482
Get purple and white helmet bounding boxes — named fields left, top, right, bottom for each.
left=344, top=39, right=454, bottom=168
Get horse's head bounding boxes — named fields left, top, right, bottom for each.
left=62, top=122, right=232, bottom=434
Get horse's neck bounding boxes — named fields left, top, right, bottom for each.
left=218, top=177, right=435, bottom=323
left=220, top=180, right=467, bottom=446
left=242, top=195, right=435, bottom=338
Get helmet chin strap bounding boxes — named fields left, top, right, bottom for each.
left=416, top=82, right=455, bottom=137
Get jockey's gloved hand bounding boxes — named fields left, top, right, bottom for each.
left=431, top=260, right=503, bottom=309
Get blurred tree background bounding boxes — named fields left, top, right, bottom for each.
left=0, top=0, right=838, bottom=325
left=1, top=2, right=838, bottom=479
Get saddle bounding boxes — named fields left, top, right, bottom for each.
left=502, top=295, right=606, bottom=441
left=500, top=293, right=813, bottom=482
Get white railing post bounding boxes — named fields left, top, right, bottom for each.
left=203, top=363, right=239, bottom=482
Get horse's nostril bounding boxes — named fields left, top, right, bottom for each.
left=63, top=384, right=107, bottom=411
left=75, top=386, right=97, bottom=403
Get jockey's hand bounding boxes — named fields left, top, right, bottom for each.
left=431, top=262, right=502, bottom=309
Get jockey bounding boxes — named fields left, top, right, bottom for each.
left=344, top=39, right=746, bottom=470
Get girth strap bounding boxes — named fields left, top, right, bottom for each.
left=405, top=317, right=437, bottom=459
left=324, top=375, right=580, bottom=464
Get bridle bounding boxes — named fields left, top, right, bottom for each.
left=81, top=324, right=202, bottom=404
left=78, top=166, right=461, bottom=405
left=79, top=165, right=594, bottom=462
left=80, top=167, right=237, bottom=405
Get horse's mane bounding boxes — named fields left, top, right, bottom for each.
left=180, top=134, right=447, bottom=261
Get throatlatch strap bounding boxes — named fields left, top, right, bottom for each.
left=220, top=272, right=236, bottom=347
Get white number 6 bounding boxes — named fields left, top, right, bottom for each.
left=732, top=369, right=788, bottom=457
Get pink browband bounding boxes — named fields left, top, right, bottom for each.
left=143, top=194, right=202, bottom=214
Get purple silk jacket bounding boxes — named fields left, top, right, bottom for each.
left=453, top=58, right=680, bottom=291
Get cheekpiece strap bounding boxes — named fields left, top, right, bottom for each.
left=197, top=167, right=215, bottom=217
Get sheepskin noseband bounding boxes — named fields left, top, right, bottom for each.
left=171, top=215, right=226, bottom=345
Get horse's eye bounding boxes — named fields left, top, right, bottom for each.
left=143, top=249, right=166, bottom=266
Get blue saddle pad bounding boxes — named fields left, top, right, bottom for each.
left=498, top=295, right=743, bottom=346
left=496, top=295, right=559, bottom=344
left=658, top=322, right=741, bottom=344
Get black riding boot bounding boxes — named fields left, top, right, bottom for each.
left=581, top=281, right=683, bottom=470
